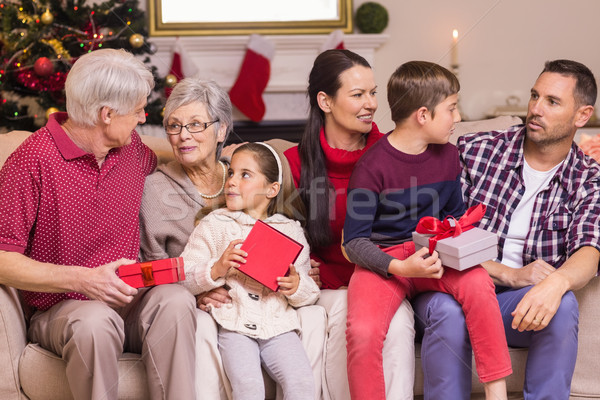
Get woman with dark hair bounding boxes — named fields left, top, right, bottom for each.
left=284, top=49, right=416, bottom=400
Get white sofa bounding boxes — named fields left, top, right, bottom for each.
left=1, top=116, right=600, bottom=399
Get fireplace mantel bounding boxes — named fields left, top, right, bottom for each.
left=139, top=33, right=388, bottom=138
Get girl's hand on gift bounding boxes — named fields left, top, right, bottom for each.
left=278, top=265, right=300, bottom=296
left=211, top=239, right=247, bottom=280
left=389, top=247, right=444, bottom=279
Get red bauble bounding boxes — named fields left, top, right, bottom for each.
left=34, top=57, right=54, bottom=77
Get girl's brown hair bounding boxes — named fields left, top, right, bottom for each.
left=233, top=143, right=306, bottom=222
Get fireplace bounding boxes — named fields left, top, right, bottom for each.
left=138, top=33, right=387, bottom=140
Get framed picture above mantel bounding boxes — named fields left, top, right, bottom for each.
left=149, top=0, right=353, bottom=36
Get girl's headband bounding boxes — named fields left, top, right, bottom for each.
left=257, top=142, right=283, bottom=185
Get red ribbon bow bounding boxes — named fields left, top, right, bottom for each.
left=415, top=204, right=486, bottom=254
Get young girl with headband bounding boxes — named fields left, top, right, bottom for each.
left=180, top=142, right=320, bottom=400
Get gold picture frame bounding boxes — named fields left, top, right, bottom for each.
left=148, top=0, right=353, bottom=36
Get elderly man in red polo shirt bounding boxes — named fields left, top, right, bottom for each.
left=0, top=49, right=196, bottom=400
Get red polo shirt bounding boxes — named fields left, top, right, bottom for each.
left=0, top=113, right=157, bottom=310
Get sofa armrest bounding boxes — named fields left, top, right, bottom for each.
left=0, top=285, right=28, bottom=399
left=571, top=276, right=600, bottom=398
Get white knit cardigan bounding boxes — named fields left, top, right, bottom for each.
left=179, top=208, right=320, bottom=339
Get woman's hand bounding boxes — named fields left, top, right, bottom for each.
left=278, top=265, right=300, bottom=296
left=308, top=258, right=322, bottom=288
left=196, top=287, right=232, bottom=312
left=211, top=239, right=246, bottom=280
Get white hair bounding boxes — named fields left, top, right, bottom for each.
left=164, top=78, right=233, bottom=160
left=65, top=48, right=154, bottom=127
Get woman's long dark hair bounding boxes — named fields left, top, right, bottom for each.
left=298, top=49, right=371, bottom=249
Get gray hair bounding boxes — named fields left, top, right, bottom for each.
left=164, top=78, right=233, bottom=160
left=65, top=49, right=154, bottom=127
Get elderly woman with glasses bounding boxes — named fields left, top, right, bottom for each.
left=140, top=78, right=232, bottom=261
left=139, top=77, right=233, bottom=399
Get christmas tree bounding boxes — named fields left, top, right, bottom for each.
left=0, top=0, right=165, bottom=133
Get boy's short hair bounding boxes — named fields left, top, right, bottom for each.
left=387, top=61, right=460, bottom=123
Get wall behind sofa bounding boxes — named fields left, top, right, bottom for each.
left=141, top=0, right=600, bottom=134
left=357, top=0, right=600, bottom=132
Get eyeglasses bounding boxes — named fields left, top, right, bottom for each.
left=165, top=119, right=219, bottom=135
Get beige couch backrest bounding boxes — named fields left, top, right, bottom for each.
left=0, top=116, right=523, bottom=170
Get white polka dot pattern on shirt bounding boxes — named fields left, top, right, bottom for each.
left=0, top=120, right=157, bottom=310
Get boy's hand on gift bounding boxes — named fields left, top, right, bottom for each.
left=80, top=258, right=138, bottom=309
left=278, top=264, right=300, bottom=296
left=390, top=247, right=444, bottom=279
left=211, top=239, right=247, bottom=279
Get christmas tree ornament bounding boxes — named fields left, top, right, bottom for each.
left=45, top=107, right=59, bottom=120
left=41, top=9, right=54, bottom=25
left=41, top=39, right=71, bottom=61
left=165, top=74, right=178, bottom=88
left=34, top=57, right=54, bottom=77
left=129, top=33, right=144, bottom=48
left=165, top=38, right=199, bottom=98
left=18, top=11, right=33, bottom=24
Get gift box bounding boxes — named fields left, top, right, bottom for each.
left=412, top=228, right=498, bottom=270
left=238, top=220, right=304, bottom=291
left=118, top=257, right=185, bottom=288
left=412, top=204, right=498, bottom=270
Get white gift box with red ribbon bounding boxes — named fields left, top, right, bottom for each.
left=412, top=227, right=498, bottom=271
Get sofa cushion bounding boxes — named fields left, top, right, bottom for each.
left=413, top=343, right=527, bottom=396
left=19, top=344, right=149, bottom=400
left=571, top=277, right=600, bottom=398
left=0, top=285, right=27, bottom=400
left=450, top=115, right=523, bottom=144
left=0, top=131, right=32, bottom=167
left=0, top=130, right=175, bottom=168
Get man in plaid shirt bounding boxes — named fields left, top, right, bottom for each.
left=412, top=59, right=600, bottom=400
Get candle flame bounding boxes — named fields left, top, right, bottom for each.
left=453, top=29, right=458, bottom=40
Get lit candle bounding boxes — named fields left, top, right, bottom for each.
left=451, top=29, right=458, bottom=66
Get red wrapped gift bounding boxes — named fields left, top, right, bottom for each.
left=237, top=220, right=304, bottom=291
left=118, top=257, right=185, bottom=288
left=411, top=204, right=498, bottom=270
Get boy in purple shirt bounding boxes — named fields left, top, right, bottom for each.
left=343, top=61, right=511, bottom=400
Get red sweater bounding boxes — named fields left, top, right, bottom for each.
left=284, top=124, right=384, bottom=289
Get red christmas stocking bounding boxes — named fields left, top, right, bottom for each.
left=165, top=47, right=182, bottom=99
left=229, top=34, right=275, bottom=122
left=165, top=38, right=199, bottom=98
left=320, top=29, right=346, bottom=52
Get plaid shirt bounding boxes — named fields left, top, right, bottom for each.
left=457, top=125, right=600, bottom=269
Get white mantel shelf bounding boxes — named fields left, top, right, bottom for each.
left=145, top=33, right=389, bottom=121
